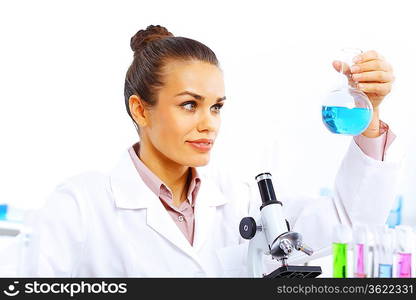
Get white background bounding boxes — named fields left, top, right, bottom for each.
left=0, top=0, right=415, bottom=224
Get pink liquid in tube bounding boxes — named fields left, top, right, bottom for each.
left=354, top=243, right=366, bottom=278
left=396, top=253, right=412, bottom=278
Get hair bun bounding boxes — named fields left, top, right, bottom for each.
left=130, top=25, right=173, bottom=53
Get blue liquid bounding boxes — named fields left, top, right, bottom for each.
left=378, top=264, right=393, bottom=278
left=0, top=204, right=7, bottom=220
left=322, top=106, right=372, bottom=135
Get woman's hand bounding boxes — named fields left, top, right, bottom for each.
left=332, top=50, right=395, bottom=137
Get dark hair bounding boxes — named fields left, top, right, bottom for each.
left=124, top=25, right=219, bottom=133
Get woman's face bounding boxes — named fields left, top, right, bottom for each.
left=142, top=59, right=225, bottom=167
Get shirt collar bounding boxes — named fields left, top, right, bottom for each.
left=128, top=142, right=201, bottom=206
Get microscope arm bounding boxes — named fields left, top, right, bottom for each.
left=247, top=218, right=269, bottom=277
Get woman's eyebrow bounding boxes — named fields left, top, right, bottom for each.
left=175, top=91, right=226, bottom=102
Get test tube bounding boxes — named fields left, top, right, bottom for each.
left=395, top=225, right=413, bottom=278
left=333, top=224, right=351, bottom=278
left=353, top=224, right=368, bottom=278
left=375, top=226, right=394, bottom=278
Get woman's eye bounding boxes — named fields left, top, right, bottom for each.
left=211, top=103, right=224, bottom=113
left=181, top=101, right=197, bottom=111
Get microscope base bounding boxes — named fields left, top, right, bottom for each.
left=264, top=265, right=322, bottom=278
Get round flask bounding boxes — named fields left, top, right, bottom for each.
left=322, top=48, right=373, bottom=135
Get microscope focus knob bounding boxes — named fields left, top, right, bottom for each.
left=239, top=217, right=257, bottom=240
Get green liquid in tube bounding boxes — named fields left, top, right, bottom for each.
left=333, top=243, right=348, bottom=278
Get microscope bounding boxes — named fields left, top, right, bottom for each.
left=239, top=173, right=322, bottom=278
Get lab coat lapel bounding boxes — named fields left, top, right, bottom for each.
left=192, top=195, right=216, bottom=252
left=146, top=198, right=198, bottom=261
left=193, top=177, right=228, bottom=252
left=110, top=150, right=201, bottom=264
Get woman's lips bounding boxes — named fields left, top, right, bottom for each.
left=186, top=139, right=213, bottom=152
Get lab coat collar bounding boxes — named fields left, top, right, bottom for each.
left=109, top=148, right=229, bottom=264
left=109, top=149, right=228, bottom=210
left=109, top=150, right=152, bottom=209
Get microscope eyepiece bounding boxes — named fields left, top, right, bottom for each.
left=255, top=172, right=273, bottom=182
left=255, top=173, right=282, bottom=209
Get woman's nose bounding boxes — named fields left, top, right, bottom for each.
left=197, top=111, right=219, bottom=133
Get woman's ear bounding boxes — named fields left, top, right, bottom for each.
left=129, top=95, right=149, bottom=127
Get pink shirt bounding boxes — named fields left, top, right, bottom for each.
left=353, top=120, right=396, bottom=161
left=128, top=142, right=201, bottom=245
left=128, top=121, right=395, bottom=245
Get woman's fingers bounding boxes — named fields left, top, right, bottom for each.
left=333, top=50, right=394, bottom=99
left=350, top=59, right=392, bottom=73
left=332, top=60, right=351, bottom=75
left=356, top=82, right=393, bottom=96
left=352, top=71, right=394, bottom=83
left=353, top=50, right=385, bottom=63
left=332, top=50, right=394, bottom=107
left=333, top=58, right=392, bottom=76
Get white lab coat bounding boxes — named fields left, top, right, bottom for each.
left=21, top=138, right=402, bottom=277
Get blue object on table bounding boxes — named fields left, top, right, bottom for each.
left=386, top=195, right=403, bottom=228
left=319, top=187, right=333, bottom=197
left=0, top=204, right=8, bottom=220
left=378, top=263, right=393, bottom=278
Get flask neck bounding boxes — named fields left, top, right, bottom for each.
left=335, top=48, right=362, bottom=89
left=333, top=70, right=359, bottom=90
left=332, top=72, right=350, bottom=91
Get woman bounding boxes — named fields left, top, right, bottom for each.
left=23, top=25, right=400, bottom=277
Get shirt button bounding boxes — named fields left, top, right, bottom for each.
left=178, top=215, right=184, bottom=222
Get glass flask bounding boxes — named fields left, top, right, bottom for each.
left=322, top=48, right=373, bottom=135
